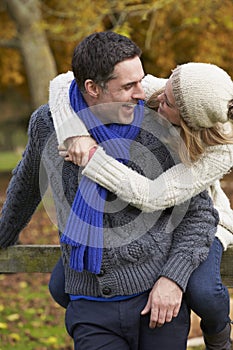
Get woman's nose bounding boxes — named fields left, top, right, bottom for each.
left=157, top=92, right=164, bottom=102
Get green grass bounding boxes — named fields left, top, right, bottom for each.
left=0, top=274, right=72, bottom=350
left=0, top=151, right=21, bottom=172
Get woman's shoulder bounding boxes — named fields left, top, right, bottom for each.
left=205, top=143, right=233, bottom=159
left=194, top=143, right=233, bottom=178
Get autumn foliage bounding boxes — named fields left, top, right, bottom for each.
left=0, top=0, right=233, bottom=111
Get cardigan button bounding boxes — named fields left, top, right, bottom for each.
left=102, top=287, right=112, bottom=295
left=97, top=269, right=105, bottom=277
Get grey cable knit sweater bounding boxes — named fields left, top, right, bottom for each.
left=0, top=104, right=218, bottom=296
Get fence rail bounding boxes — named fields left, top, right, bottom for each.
left=0, top=244, right=233, bottom=288
left=220, top=244, right=233, bottom=287
left=0, top=245, right=60, bottom=273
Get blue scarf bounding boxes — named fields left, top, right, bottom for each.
left=60, top=80, right=144, bottom=274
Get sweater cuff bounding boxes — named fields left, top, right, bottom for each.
left=82, top=148, right=126, bottom=193
left=160, top=255, right=194, bottom=291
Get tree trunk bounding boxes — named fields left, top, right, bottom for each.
left=6, top=0, right=57, bottom=109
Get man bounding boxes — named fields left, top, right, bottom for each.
left=0, top=32, right=218, bottom=349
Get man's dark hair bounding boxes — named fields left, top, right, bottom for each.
left=72, top=31, right=142, bottom=92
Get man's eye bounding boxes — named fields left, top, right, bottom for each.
left=124, top=84, right=133, bottom=90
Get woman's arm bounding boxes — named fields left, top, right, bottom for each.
left=49, top=71, right=90, bottom=146
left=82, top=144, right=233, bottom=211
left=142, top=74, right=167, bottom=100
left=49, top=71, right=167, bottom=146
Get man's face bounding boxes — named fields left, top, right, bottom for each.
left=91, top=56, right=145, bottom=124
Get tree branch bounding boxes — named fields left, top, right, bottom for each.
left=0, top=38, right=20, bottom=49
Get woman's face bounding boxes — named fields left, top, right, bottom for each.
left=157, top=79, right=181, bottom=126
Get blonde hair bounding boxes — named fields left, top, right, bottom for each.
left=147, top=90, right=233, bottom=164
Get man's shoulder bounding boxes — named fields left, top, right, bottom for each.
left=27, top=104, right=56, bottom=150
left=31, top=103, right=51, bottom=121
left=29, top=104, right=54, bottom=132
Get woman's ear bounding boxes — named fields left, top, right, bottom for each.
left=84, top=79, right=100, bottom=98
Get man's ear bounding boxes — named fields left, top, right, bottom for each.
left=84, top=79, right=100, bottom=98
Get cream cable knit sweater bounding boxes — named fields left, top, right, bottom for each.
left=49, top=71, right=233, bottom=250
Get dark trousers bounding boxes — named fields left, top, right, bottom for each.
left=65, top=293, right=190, bottom=350
left=49, top=238, right=230, bottom=336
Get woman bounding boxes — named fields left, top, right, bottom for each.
left=49, top=62, right=233, bottom=349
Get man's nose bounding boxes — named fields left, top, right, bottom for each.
left=132, top=82, right=146, bottom=100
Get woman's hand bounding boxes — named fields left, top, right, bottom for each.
left=58, top=136, right=98, bottom=166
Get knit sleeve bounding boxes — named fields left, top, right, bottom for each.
left=210, top=181, right=233, bottom=250
left=82, top=144, right=233, bottom=211
left=142, top=74, right=167, bottom=101
left=159, top=191, right=219, bottom=291
left=49, top=71, right=89, bottom=146
left=0, top=106, right=49, bottom=248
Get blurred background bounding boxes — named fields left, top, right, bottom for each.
left=0, top=0, right=233, bottom=349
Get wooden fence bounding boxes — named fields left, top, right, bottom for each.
left=0, top=245, right=60, bottom=273
left=0, top=244, right=233, bottom=288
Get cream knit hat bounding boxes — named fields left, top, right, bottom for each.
left=171, top=62, right=233, bottom=130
